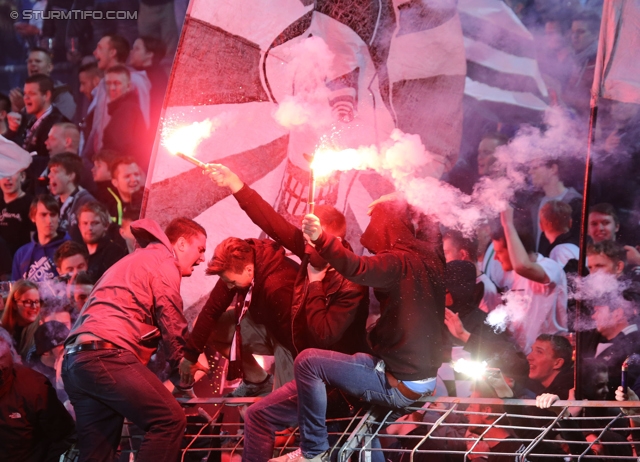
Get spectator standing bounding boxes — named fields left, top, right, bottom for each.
left=493, top=207, right=568, bottom=353
left=0, top=280, right=42, bottom=360
left=77, top=202, right=127, bottom=281
left=48, top=152, right=96, bottom=241
left=12, top=195, right=70, bottom=282
left=102, top=65, right=150, bottom=172
left=109, top=157, right=144, bottom=221
left=6, top=74, right=69, bottom=194
left=588, top=203, right=620, bottom=244
left=8, top=47, right=76, bottom=120
left=53, top=240, right=89, bottom=283
left=81, top=34, right=151, bottom=163
left=539, top=200, right=579, bottom=268
left=0, top=169, right=35, bottom=256
left=45, top=122, right=80, bottom=156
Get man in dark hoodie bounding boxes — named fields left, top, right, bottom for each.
left=61, top=217, right=207, bottom=462
left=206, top=164, right=369, bottom=381
left=245, top=200, right=445, bottom=462
left=180, top=236, right=300, bottom=391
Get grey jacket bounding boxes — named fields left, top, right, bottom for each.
left=67, top=218, right=188, bottom=368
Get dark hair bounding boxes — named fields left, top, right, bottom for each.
left=92, top=149, right=120, bottom=166
left=443, top=229, right=478, bottom=261
left=74, top=270, right=95, bottom=285
left=540, top=200, right=572, bottom=233
left=586, top=240, right=627, bottom=266
left=207, top=237, right=255, bottom=275
left=121, top=208, right=139, bottom=224
left=24, top=73, right=54, bottom=95
left=54, top=240, right=89, bottom=268
left=105, top=64, right=131, bottom=80
left=536, top=334, right=573, bottom=370
left=470, top=381, right=504, bottom=415
left=29, top=46, right=53, bottom=60
left=78, top=61, right=102, bottom=78
left=572, top=11, right=601, bottom=34
left=78, top=201, right=111, bottom=227
left=0, top=93, right=10, bottom=113
left=110, top=156, right=139, bottom=177
left=48, top=152, right=83, bottom=186
left=491, top=226, right=536, bottom=254
left=29, top=194, right=60, bottom=220
left=315, top=205, right=347, bottom=239
left=589, top=203, right=619, bottom=225
left=105, top=34, right=130, bottom=63
left=164, top=217, right=207, bottom=245
left=139, top=36, right=167, bottom=64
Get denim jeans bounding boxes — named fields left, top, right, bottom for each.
left=244, top=349, right=433, bottom=460
left=61, top=349, right=186, bottom=462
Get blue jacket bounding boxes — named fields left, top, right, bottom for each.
left=11, top=232, right=70, bottom=281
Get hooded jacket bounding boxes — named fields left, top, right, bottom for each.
left=313, top=201, right=446, bottom=381
left=12, top=231, right=70, bottom=281
left=184, top=239, right=299, bottom=362
left=233, top=184, right=369, bottom=355
left=67, top=218, right=188, bottom=369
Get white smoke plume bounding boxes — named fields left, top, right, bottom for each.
left=485, top=290, right=531, bottom=334
left=272, top=36, right=335, bottom=129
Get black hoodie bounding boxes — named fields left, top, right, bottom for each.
left=313, top=201, right=446, bottom=381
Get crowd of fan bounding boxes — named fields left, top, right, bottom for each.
left=2, top=0, right=640, bottom=461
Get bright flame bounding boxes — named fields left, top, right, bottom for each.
left=310, top=146, right=379, bottom=178
left=453, top=358, right=487, bottom=380
left=162, top=119, right=214, bottom=156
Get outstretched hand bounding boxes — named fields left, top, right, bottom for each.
left=205, top=163, right=244, bottom=193
left=302, top=214, right=323, bottom=242
left=444, top=308, right=470, bottom=343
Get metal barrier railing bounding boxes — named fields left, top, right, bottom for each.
left=86, top=396, right=640, bottom=461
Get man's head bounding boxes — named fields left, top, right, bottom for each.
left=591, top=302, right=633, bottom=341
left=529, top=158, right=560, bottom=189
left=129, top=36, right=166, bottom=70
left=111, top=158, right=142, bottom=199
left=571, top=12, right=600, bottom=54
left=314, top=205, right=347, bottom=239
left=72, top=271, right=94, bottom=310
left=588, top=203, right=619, bottom=243
left=23, top=74, right=53, bottom=117
left=477, top=133, right=508, bottom=177
left=78, top=62, right=102, bottom=101
left=0, top=92, right=11, bottom=124
left=583, top=358, right=609, bottom=400
left=91, top=150, right=118, bottom=183
left=105, top=65, right=131, bottom=102
left=27, top=48, right=53, bottom=76
left=544, top=19, right=570, bottom=52
left=94, top=34, right=130, bottom=70
left=491, top=226, right=535, bottom=272
left=207, top=237, right=255, bottom=289
left=527, top=334, right=573, bottom=388
left=165, top=217, right=207, bottom=277
left=0, top=169, right=25, bottom=198
left=54, top=240, right=89, bottom=282
left=45, top=122, right=80, bottom=156
left=540, top=200, right=572, bottom=237
left=78, top=202, right=110, bottom=245
left=443, top=229, right=477, bottom=263
left=48, top=153, right=83, bottom=196
left=33, top=321, right=69, bottom=358
left=466, top=381, right=503, bottom=433
left=586, top=241, right=626, bottom=276
left=29, top=195, right=60, bottom=240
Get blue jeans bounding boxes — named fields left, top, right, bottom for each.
left=61, top=349, right=186, bottom=462
left=244, top=349, right=431, bottom=460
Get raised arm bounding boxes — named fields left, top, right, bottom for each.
left=207, top=164, right=307, bottom=257
left=501, top=207, right=549, bottom=284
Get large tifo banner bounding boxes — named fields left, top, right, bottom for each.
left=141, top=0, right=544, bottom=310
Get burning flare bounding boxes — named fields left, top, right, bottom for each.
left=310, top=146, right=379, bottom=178
left=453, top=358, right=488, bottom=380
left=162, top=119, right=214, bottom=158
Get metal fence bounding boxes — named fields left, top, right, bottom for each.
left=75, top=396, right=640, bottom=462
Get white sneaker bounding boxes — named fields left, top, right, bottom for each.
left=268, top=448, right=329, bottom=462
